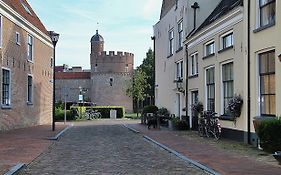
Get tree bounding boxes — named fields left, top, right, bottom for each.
left=126, top=69, right=150, bottom=117
left=138, top=48, right=155, bottom=104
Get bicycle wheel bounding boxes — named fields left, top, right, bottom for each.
left=95, top=112, right=102, bottom=119
left=213, top=125, right=221, bottom=140
left=205, top=125, right=211, bottom=138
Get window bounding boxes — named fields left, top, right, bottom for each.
left=259, top=0, right=276, bottom=27
left=190, top=53, right=198, bottom=76
left=259, top=50, right=275, bottom=116
left=27, top=75, right=33, bottom=103
left=205, top=41, right=215, bottom=56
left=27, top=34, right=33, bottom=61
left=178, top=20, right=183, bottom=49
left=191, top=91, right=199, bottom=117
left=176, top=60, right=183, bottom=79
left=125, top=64, right=129, bottom=72
left=222, top=62, right=234, bottom=113
left=2, top=69, right=11, bottom=106
left=221, top=32, right=233, bottom=49
left=168, top=29, right=174, bottom=56
left=20, top=0, right=33, bottom=16
left=50, top=58, right=53, bottom=67
left=16, top=32, right=20, bottom=45
left=206, top=67, right=215, bottom=111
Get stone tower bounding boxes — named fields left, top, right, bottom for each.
left=90, top=30, right=134, bottom=112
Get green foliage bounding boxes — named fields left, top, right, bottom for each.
left=157, top=107, right=170, bottom=116
left=138, top=48, right=155, bottom=97
left=126, top=69, right=150, bottom=102
left=142, top=105, right=158, bottom=115
left=124, top=113, right=140, bottom=119
left=191, top=102, right=204, bottom=115
left=70, top=106, right=125, bottom=119
left=55, top=108, right=75, bottom=121
left=169, top=116, right=189, bottom=130
left=256, top=118, right=281, bottom=153
left=92, top=106, right=125, bottom=118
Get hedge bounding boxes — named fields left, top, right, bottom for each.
left=142, top=105, right=158, bottom=115
left=55, top=108, right=76, bottom=121
left=256, top=118, right=281, bottom=153
left=70, top=106, right=125, bottom=118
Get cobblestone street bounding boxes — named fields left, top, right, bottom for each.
left=18, top=120, right=206, bottom=175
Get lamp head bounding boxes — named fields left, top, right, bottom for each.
left=49, top=31, right=60, bottom=46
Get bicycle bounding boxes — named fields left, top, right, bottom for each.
left=84, top=109, right=102, bottom=120
left=198, top=111, right=221, bottom=140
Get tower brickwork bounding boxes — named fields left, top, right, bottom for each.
left=90, top=30, right=134, bottom=112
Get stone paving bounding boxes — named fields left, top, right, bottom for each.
left=18, top=120, right=206, bottom=175
left=0, top=124, right=66, bottom=175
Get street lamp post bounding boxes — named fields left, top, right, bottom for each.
left=49, top=31, right=59, bottom=131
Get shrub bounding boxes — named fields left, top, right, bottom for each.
left=92, top=106, right=125, bottom=118
left=142, top=105, right=158, bottom=115
left=256, top=118, right=281, bottom=153
left=55, top=108, right=75, bottom=121
left=191, top=102, right=203, bottom=116
left=226, top=94, right=243, bottom=118
left=157, top=107, right=170, bottom=116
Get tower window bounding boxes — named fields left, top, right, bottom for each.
left=109, top=78, right=114, bottom=86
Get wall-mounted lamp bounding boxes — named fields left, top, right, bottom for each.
left=278, top=54, right=281, bottom=62
left=175, top=78, right=185, bottom=94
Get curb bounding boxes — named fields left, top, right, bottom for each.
left=48, top=124, right=73, bottom=140
left=4, top=163, right=26, bottom=175
left=122, top=124, right=140, bottom=134
left=143, top=135, right=221, bottom=175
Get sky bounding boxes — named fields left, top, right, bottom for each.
left=28, top=0, right=162, bottom=69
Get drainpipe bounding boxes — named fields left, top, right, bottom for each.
left=247, top=0, right=251, bottom=144
left=151, top=36, right=156, bottom=105
left=186, top=2, right=199, bottom=129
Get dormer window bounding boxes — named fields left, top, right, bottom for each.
left=20, top=0, right=33, bottom=16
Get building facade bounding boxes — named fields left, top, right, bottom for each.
left=154, top=0, right=280, bottom=145
left=55, top=31, right=134, bottom=112
left=0, top=0, right=53, bottom=131
left=154, top=0, right=221, bottom=118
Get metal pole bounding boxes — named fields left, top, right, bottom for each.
left=64, top=87, right=67, bottom=125
left=52, top=46, right=56, bottom=131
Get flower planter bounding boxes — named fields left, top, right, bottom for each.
left=273, top=151, right=281, bottom=165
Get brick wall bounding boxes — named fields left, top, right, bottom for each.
left=0, top=15, right=53, bottom=131
left=91, top=73, right=133, bottom=113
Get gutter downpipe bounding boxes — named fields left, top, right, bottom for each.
left=247, top=0, right=251, bottom=144
left=151, top=36, right=156, bottom=105
left=186, top=2, right=199, bottom=129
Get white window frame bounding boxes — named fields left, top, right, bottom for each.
left=16, top=32, right=21, bottom=45
left=168, top=29, right=174, bottom=56
left=220, top=30, right=233, bottom=50
left=178, top=20, right=183, bottom=49
left=27, top=34, right=34, bottom=62
left=257, top=0, right=276, bottom=28
left=1, top=67, right=11, bottom=107
left=205, top=65, right=215, bottom=111
left=255, top=47, right=275, bottom=116
left=204, top=40, right=215, bottom=57
left=175, top=60, right=183, bottom=79
left=220, top=61, right=234, bottom=115
left=27, top=74, right=33, bottom=104
left=190, top=52, right=198, bottom=76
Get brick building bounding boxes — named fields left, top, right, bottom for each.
left=0, top=0, right=54, bottom=131
left=55, top=30, right=134, bottom=112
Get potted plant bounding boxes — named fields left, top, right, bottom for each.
left=191, top=101, right=203, bottom=117
left=273, top=151, right=281, bottom=165
left=226, top=94, right=243, bottom=122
